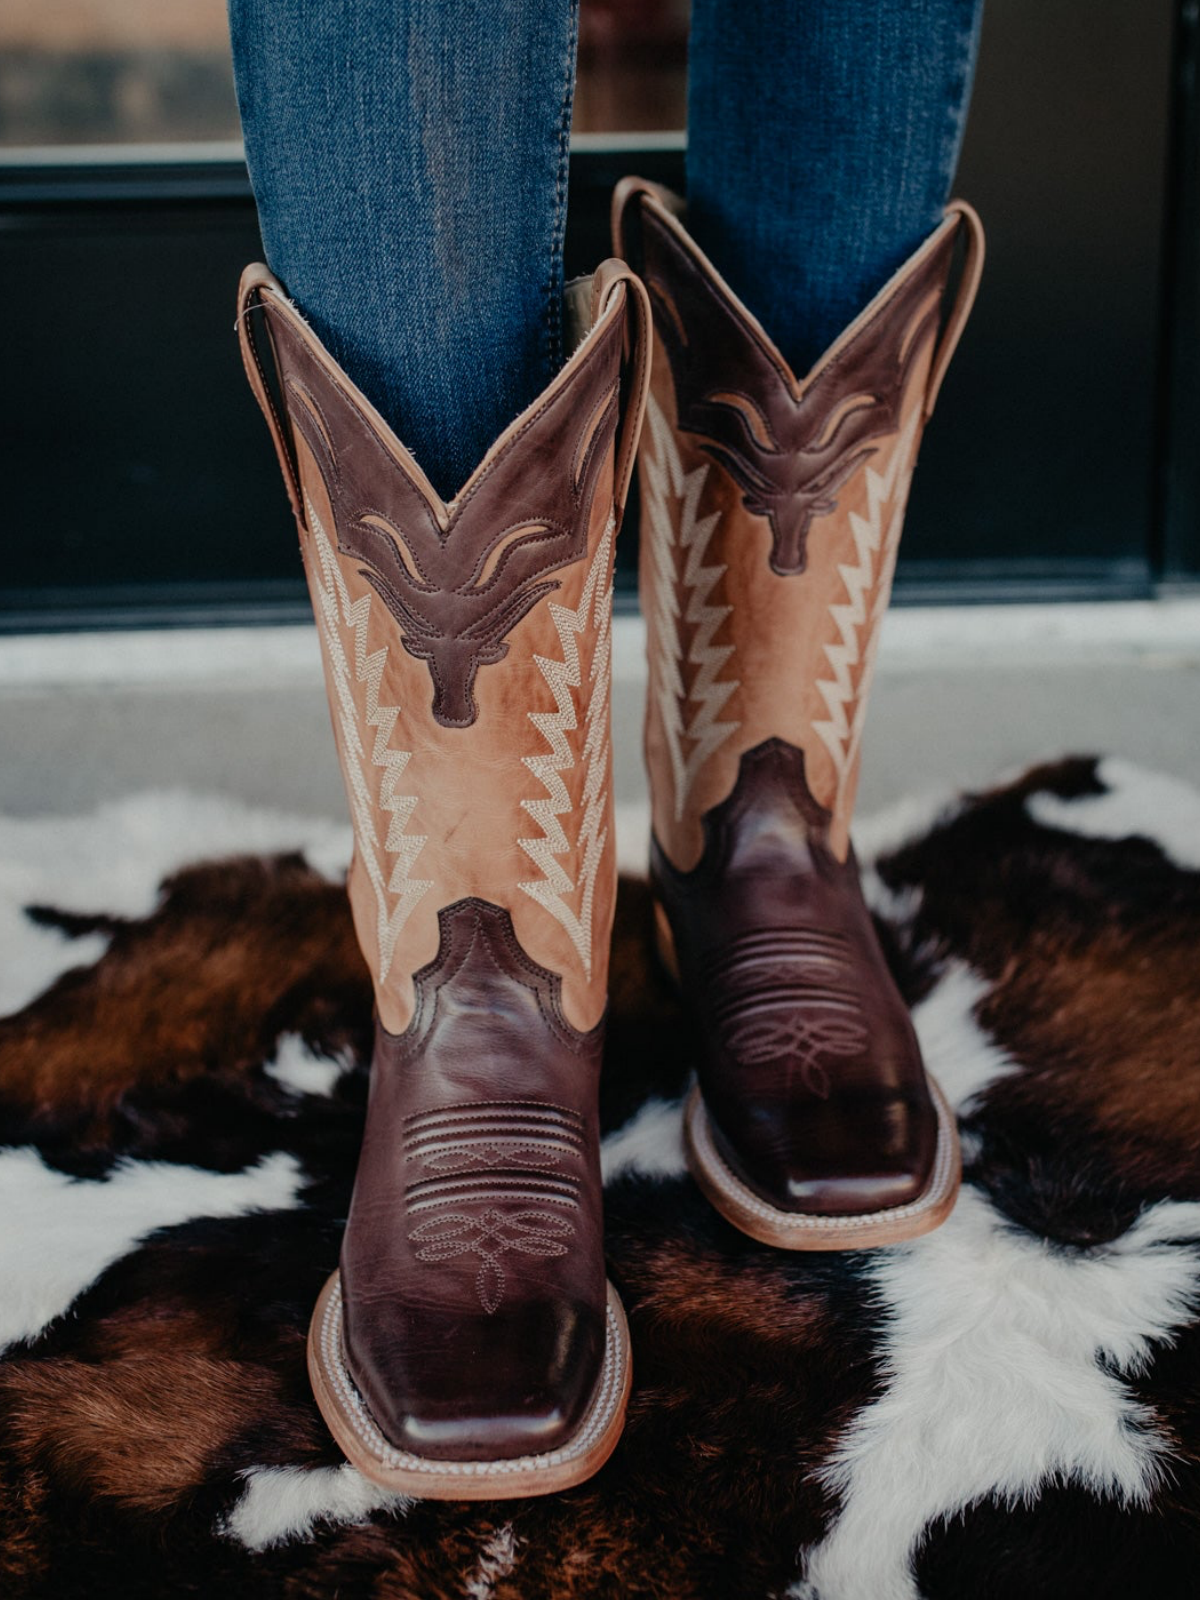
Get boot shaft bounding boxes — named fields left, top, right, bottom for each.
left=238, top=263, right=650, bottom=1034
left=614, top=182, right=984, bottom=865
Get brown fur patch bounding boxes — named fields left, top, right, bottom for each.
left=981, top=929, right=1200, bottom=1183
left=0, top=1351, right=285, bottom=1515
left=0, top=854, right=370, bottom=1141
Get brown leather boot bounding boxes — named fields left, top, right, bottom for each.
left=614, top=181, right=983, bottom=1250
left=237, top=259, right=649, bottom=1495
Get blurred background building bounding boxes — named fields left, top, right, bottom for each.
left=0, top=0, right=690, bottom=145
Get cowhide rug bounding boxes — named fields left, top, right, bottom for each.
left=2, top=757, right=1200, bottom=1600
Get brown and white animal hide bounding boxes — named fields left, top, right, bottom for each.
left=1, top=760, right=1199, bottom=1599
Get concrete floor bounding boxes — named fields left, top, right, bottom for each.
left=2, top=601, right=1198, bottom=824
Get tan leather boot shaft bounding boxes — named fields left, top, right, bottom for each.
left=238, top=263, right=649, bottom=1035
left=614, top=183, right=978, bottom=1247
left=615, top=182, right=984, bottom=866
left=237, top=263, right=647, bottom=1491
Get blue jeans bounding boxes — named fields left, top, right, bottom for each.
left=229, top=0, right=983, bottom=501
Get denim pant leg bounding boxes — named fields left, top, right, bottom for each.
left=687, top=0, right=985, bottom=375
left=228, top=0, right=579, bottom=501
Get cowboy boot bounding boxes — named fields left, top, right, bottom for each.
left=614, top=181, right=983, bottom=1250
left=237, top=258, right=649, bottom=1495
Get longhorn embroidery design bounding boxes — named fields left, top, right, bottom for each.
left=646, top=218, right=949, bottom=576
left=280, top=315, right=622, bottom=729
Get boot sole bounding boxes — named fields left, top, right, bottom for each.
left=656, top=898, right=962, bottom=1249
left=307, top=1272, right=632, bottom=1499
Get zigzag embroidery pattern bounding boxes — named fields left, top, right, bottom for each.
left=517, top=516, right=616, bottom=978
left=307, top=498, right=433, bottom=985
left=642, top=391, right=740, bottom=822
left=811, top=405, right=922, bottom=837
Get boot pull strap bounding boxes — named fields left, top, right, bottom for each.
left=591, top=259, right=652, bottom=521
left=236, top=263, right=304, bottom=524
left=611, top=176, right=659, bottom=263
left=925, top=200, right=986, bottom=419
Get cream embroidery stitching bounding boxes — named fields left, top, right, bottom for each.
left=307, top=497, right=433, bottom=986
left=408, top=1208, right=575, bottom=1315
left=517, top=515, right=615, bottom=977
left=411, top=1139, right=575, bottom=1175
left=642, top=391, right=740, bottom=822
left=707, top=929, right=869, bottom=1099
left=811, top=406, right=921, bottom=841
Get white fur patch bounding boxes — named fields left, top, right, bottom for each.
left=601, top=1095, right=687, bottom=1184
left=0, top=792, right=351, bottom=1019
left=223, top=1463, right=409, bottom=1550
left=0, top=1147, right=304, bottom=1352
left=464, top=1522, right=521, bottom=1598
left=858, top=870, right=922, bottom=926
left=910, top=963, right=1020, bottom=1114
left=1027, top=757, right=1200, bottom=870
left=265, top=1034, right=351, bottom=1098
left=797, top=1191, right=1200, bottom=1600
